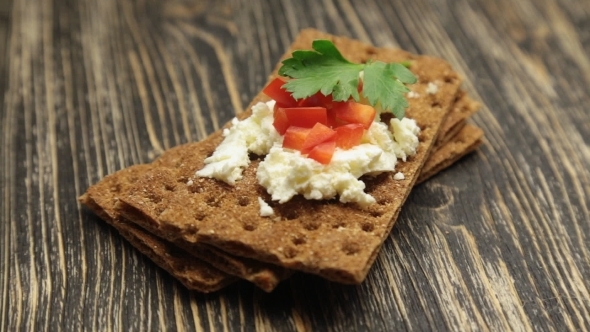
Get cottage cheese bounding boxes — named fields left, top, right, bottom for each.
left=196, top=101, right=279, bottom=184
left=196, top=100, right=420, bottom=206
left=258, top=197, right=275, bottom=217
left=426, top=82, right=439, bottom=95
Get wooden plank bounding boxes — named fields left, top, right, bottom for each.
left=1, top=0, right=589, bottom=330
left=0, top=1, right=11, bottom=331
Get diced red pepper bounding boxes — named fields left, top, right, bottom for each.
left=284, top=107, right=328, bottom=128
left=272, top=106, right=290, bottom=135
left=282, top=126, right=311, bottom=151
left=334, top=124, right=365, bottom=150
left=332, top=101, right=376, bottom=129
left=263, top=78, right=298, bottom=107
left=301, top=123, right=337, bottom=153
left=307, top=141, right=336, bottom=164
left=327, top=108, right=347, bottom=128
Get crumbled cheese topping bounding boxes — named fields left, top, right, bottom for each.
left=407, top=91, right=420, bottom=99
left=390, top=118, right=420, bottom=161
left=393, top=172, right=405, bottom=180
left=257, top=118, right=420, bottom=206
left=257, top=145, right=381, bottom=206
left=258, top=197, right=274, bottom=217
left=197, top=100, right=421, bottom=206
left=426, top=82, right=439, bottom=95
left=195, top=101, right=279, bottom=185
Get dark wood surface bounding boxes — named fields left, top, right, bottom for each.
left=2, top=0, right=589, bottom=330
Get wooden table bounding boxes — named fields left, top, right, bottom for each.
left=2, top=0, right=589, bottom=330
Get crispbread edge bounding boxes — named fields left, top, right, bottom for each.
left=79, top=176, right=235, bottom=293
left=80, top=161, right=291, bottom=291
left=418, top=124, right=484, bottom=183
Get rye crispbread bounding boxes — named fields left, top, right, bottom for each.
left=79, top=165, right=236, bottom=293
left=417, top=124, right=484, bottom=183
left=435, top=90, right=480, bottom=147
left=115, top=29, right=464, bottom=284
left=150, top=142, right=293, bottom=291
left=81, top=158, right=292, bottom=291
left=79, top=94, right=480, bottom=293
left=79, top=116, right=482, bottom=292
left=80, top=29, right=486, bottom=290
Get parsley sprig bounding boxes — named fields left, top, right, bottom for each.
left=278, top=40, right=417, bottom=119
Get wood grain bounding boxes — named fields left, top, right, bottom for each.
left=1, top=0, right=589, bottom=331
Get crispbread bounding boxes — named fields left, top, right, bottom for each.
left=80, top=95, right=480, bottom=293
left=80, top=118, right=481, bottom=293
left=79, top=165, right=236, bottom=293
left=417, top=124, right=484, bottom=183
left=435, top=90, right=480, bottom=147
left=116, top=29, right=463, bottom=284
left=81, top=159, right=291, bottom=291
left=151, top=142, right=292, bottom=291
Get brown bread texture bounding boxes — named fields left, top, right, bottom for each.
left=82, top=160, right=291, bottom=292
left=115, top=29, right=464, bottom=284
left=79, top=165, right=236, bottom=293
left=150, top=142, right=294, bottom=291
left=435, top=90, right=480, bottom=147
left=417, top=124, right=484, bottom=183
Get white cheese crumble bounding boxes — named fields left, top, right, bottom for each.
left=258, top=197, right=274, bottom=217
left=195, top=101, right=279, bottom=185
left=393, top=172, right=405, bottom=180
left=426, top=82, right=439, bottom=95
left=390, top=118, right=421, bottom=161
left=196, top=100, right=421, bottom=206
left=407, top=91, right=420, bottom=99
left=257, top=145, right=381, bottom=206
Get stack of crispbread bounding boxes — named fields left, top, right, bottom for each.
left=79, top=29, right=484, bottom=293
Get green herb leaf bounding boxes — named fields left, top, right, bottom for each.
left=278, top=40, right=417, bottom=119
left=279, top=40, right=364, bottom=101
left=362, top=62, right=416, bottom=119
